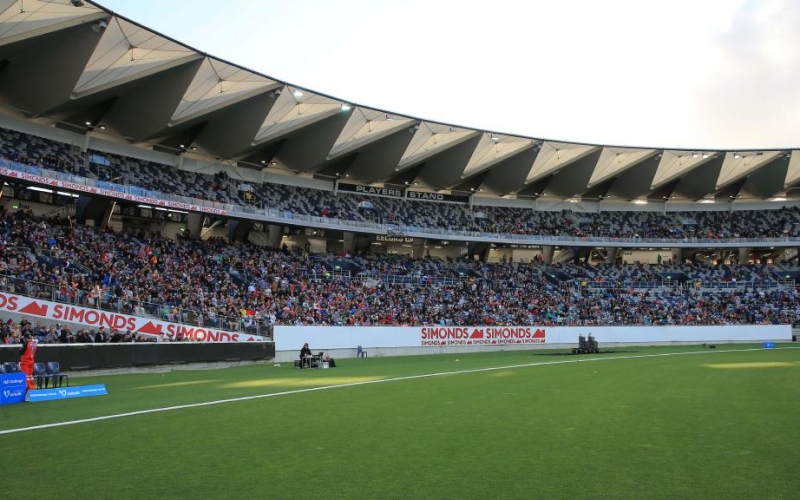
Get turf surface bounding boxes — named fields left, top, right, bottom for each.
left=2, top=344, right=799, bottom=499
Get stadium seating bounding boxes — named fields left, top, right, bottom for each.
left=1, top=128, right=800, bottom=339
left=2, top=126, right=800, bottom=240
left=1, top=201, right=799, bottom=337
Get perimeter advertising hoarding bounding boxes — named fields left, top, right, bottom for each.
left=274, top=325, right=791, bottom=351
left=27, top=384, right=108, bottom=403
left=0, top=292, right=268, bottom=342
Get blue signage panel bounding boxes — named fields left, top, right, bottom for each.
left=0, top=373, right=27, bottom=405
left=26, top=384, right=108, bottom=403
left=763, top=342, right=776, bottom=349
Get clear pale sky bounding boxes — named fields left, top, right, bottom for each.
left=98, top=0, right=800, bottom=150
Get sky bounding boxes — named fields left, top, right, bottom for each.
left=98, top=0, right=800, bottom=150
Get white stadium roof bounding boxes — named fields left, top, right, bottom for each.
left=0, top=0, right=797, bottom=203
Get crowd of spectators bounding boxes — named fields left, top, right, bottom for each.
left=0, top=126, right=798, bottom=343
left=2, top=126, right=800, bottom=241
left=0, top=317, right=155, bottom=345
left=0, top=206, right=798, bottom=346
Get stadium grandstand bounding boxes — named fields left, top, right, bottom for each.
left=3, top=4, right=800, bottom=500
left=0, top=0, right=798, bottom=345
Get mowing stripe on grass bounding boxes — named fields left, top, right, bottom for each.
left=1, top=346, right=797, bottom=435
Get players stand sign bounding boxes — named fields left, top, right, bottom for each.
left=421, top=326, right=546, bottom=346
left=0, top=373, right=27, bottom=405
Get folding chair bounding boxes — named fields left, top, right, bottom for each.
left=2, top=362, right=18, bottom=373
left=33, top=362, right=48, bottom=389
left=357, top=346, right=368, bottom=358
left=46, top=362, right=69, bottom=388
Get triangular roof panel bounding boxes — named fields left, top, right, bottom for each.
left=784, top=151, right=800, bottom=187
left=525, top=141, right=599, bottom=184
left=252, top=86, right=342, bottom=145
left=651, top=150, right=718, bottom=189
left=716, top=151, right=783, bottom=189
left=0, top=0, right=106, bottom=46
left=327, top=108, right=415, bottom=160
left=397, top=122, right=480, bottom=171
left=461, top=133, right=535, bottom=178
left=72, top=17, right=201, bottom=98
left=170, top=58, right=279, bottom=125
left=587, top=147, right=657, bottom=187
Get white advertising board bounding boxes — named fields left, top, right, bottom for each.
left=274, top=324, right=791, bottom=351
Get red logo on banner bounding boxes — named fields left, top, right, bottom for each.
left=137, top=321, right=163, bottom=335
left=421, top=326, right=546, bottom=346
left=19, top=301, right=48, bottom=316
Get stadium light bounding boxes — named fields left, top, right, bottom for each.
left=341, top=103, right=352, bottom=111
left=71, top=0, right=85, bottom=6
left=293, top=89, right=303, bottom=98
left=692, top=152, right=698, bottom=158
left=702, top=153, right=709, bottom=159
left=734, top=153, right=741, bottom=159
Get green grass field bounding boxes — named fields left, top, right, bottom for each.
left=2, top=345, right=800, bottom=500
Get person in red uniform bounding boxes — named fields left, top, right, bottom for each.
left=19, top=332, right=38, bottom=391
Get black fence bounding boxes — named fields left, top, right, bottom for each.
left=0, top=342, right=275, bottom=371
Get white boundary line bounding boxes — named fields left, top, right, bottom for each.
left=1, top=346, right=797, bottom=435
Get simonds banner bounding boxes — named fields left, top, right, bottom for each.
left=274, top=325, right=791, bottom=350
left=0, top=292, right=268, bottom=342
